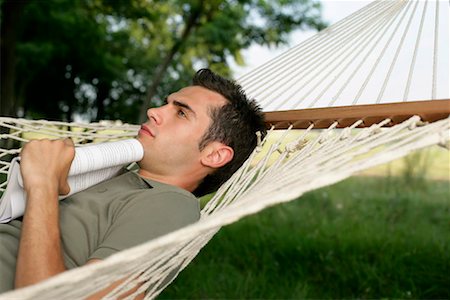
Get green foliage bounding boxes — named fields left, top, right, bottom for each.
left=2, top=0, right=326, bottom=123
left=159, top=176, right=450, bottom=299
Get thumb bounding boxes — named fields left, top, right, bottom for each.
left=59, top=181, right=71, bottom=196
left=59, top=138, right=75, bottom=195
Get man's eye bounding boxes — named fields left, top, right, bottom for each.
left=177, top=110, right=186, bottom=118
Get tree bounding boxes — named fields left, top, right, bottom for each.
left=1, top=0, right=28, bottom=117
left=1, top=0, right=326, bottom=123
left=137, top=0, right=327, bottom=122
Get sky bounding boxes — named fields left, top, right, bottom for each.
left=230, top=0, right=370, bottom=78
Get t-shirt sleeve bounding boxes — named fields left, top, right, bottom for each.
left=89, top=191, right=200, bottom=260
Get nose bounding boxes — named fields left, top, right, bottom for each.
left=146, top=107, right=162, bottom=125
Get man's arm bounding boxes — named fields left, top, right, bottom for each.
left=15, top=181, right=65, bottom=287
left=15, top=138, right=144, bottom=299
left=15, top=138, right=74, bottom=288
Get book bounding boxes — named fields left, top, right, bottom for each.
left=0, top=139, right=144, bottom=223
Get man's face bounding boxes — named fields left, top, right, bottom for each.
left=137, top=86, right=228, bottom=177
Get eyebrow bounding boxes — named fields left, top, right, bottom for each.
left=171, top=99, right=197, bottom=117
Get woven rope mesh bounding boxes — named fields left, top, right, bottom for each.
left=0, top=116, right=449, bottom=299
left=0, top=118, right=139, bottom=193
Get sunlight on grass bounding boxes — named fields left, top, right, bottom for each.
left=17, top=125, right=129, bottom=145
left=255, top=129, right=449, bottom=180
left=357, top=145, right=449, bottom=180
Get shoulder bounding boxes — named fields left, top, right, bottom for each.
left=116, top=173, right=200, bottom=220
left=131, top=172, right=198, bottom=207
left=131, top=188, right=200, bottom=221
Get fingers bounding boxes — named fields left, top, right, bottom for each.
left=63, top=137, right=74, bottom=147
left=21, top=138, right=74, bottom=152
left=59, top=138, right=75, bottom=196
left=59, top=181, right=71, bottom=196
left=19, top=138, right=76, bottom=195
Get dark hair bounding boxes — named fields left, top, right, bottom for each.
left=192, top=68, right=266, bottom=197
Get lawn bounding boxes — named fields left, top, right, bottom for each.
left=159, top=151, right=449, bottom=299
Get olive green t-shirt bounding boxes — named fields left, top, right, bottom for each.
left=0, top=171, right=200, bottom=293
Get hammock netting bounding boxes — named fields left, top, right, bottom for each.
left=0, top=115, right=448, bottom=299
left=0, top=0, right=449, bottom=299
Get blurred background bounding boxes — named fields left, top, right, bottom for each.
left=1, top=0, right=448, bottom=298
left=1, top=0, right=328, bottom=123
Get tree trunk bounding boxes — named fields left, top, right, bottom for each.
left=138, top=1, right=204, bottom=123
left=1, top=0, right=29, bottom=116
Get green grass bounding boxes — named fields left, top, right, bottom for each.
left=159, top=176, right=449, bottom=299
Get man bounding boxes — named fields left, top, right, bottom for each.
left=0, top=69, right=266, bottom=297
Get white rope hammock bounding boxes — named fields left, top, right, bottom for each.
left=239, top=0, right=448, bottom=110
left=0, top=0, right=449, bottom=299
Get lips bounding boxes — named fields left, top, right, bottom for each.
left=139, top=125, right=154, bottom=138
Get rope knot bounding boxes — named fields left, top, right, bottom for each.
left=340, top=127, right=352, bottom=140
left=255, top=131, right=263, bottom=153
left=285, top=139, right=308, bottom=154
left=408, top=118, right=427, bottom=130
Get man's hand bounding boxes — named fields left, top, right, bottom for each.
left=15, top=138, right=75, bottom=289
left=20, top=138, right=75, bottom=196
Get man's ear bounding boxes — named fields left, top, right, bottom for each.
left=201, top=142, right=234, bottom=169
